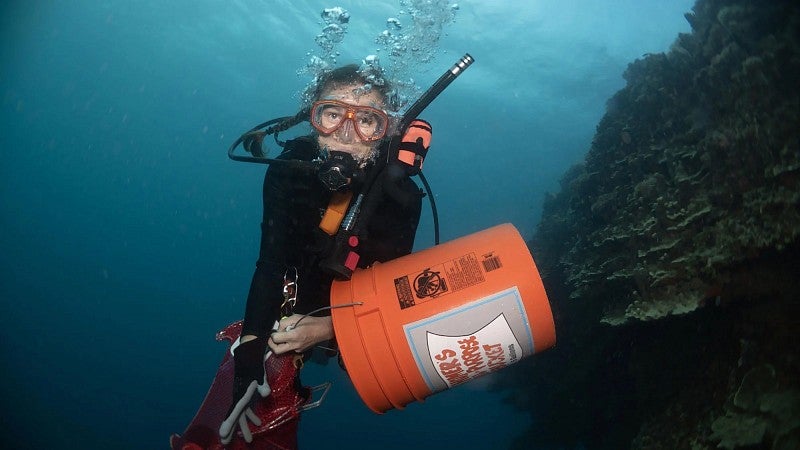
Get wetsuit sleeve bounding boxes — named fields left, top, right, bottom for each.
left=364, top=177, right=423, bottom=263
left=387, top=180, right=422, bottom=257
left=240, top=163, right=298, bottom=338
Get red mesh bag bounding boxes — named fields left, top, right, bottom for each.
left=170, top=321, right=310, bottom=450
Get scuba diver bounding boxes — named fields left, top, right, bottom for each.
left=221, top=64, right=424, bottom=447
left=172, top=64, right=426, bottom=450
left=172, top=52, right=475, bottom=449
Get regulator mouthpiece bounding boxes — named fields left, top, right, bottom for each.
left=318, top=151, right=362, bottom=191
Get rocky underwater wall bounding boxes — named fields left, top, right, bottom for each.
left=496, top=0, right=800, bottom=448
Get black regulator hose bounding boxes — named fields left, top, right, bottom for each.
left=417, top=171, right=440, bottom=245
left=227, top=110, right=320, bottom=172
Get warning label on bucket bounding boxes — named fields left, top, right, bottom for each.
left=395, top=252, right=486, bottom=309
left=403, top=287, right=535, bottom=393
left=394, top=276, right=415, bottom=309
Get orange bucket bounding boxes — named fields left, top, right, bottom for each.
left=330, top=223, right=555, bottom=413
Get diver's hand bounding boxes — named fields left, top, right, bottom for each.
left=398, top=119, right=432, bottom=175
left=269, top=315, right=334, bottom=355
left=219, top=335, right=272, bottom=444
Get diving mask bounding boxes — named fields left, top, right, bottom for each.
left=310, top=100, right=389, bottom=142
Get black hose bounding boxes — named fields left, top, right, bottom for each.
left=417, top=171, right=440, bottom=245
left=227, top=111, right=319, bottom=171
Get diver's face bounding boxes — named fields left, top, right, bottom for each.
left=315, top=84, right=386, bottom=162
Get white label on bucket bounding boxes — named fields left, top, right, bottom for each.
left=404, top=286, right=535, bottom=392
left=426, top=314, right=521, bottom=388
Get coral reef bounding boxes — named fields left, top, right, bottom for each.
left=552, top=0, right=800, bottom=324
left=495, top=0, right=800, bottom=448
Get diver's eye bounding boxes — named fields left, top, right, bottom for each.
left=319, top=106, right=345, bottom=127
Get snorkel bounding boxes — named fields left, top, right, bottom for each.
left=394, top=54, right=474, bottom=140
left=379, top=54, right=475, bottom=223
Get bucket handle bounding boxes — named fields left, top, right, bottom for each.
left=299, top=382, right=332, bottom=412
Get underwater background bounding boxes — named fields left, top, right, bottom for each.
left=5, top=1, right=796, bottom=449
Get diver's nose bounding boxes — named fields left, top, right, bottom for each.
left=335, top=119, right=357, bottom=144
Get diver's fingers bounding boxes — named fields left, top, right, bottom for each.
left=268, top=335, right=294, bottom=354
left=277, top=314, right=302, bottom=331
left=270, top=330, right=289, bottom=344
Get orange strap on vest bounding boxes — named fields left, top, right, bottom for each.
left=319, top=191, right=354, bottom=235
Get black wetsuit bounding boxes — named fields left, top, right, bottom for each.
left=241, top=136, right=423, bottom=339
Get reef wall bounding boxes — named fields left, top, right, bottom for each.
left=497, top=0, right=800, bottom=448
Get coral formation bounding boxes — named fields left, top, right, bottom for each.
left=710, top=365, right=800, bottom=449
left=495, top=0, right=800, bottom=448
left=548, top=0, right=800, bottom=324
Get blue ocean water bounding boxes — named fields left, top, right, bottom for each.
left=1, top=1, right=693, bottom=448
